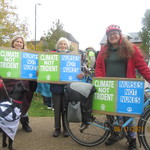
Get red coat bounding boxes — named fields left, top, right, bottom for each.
left=95, top=45, right=150, bottom=83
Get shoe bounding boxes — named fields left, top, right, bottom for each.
left=128, top=139, right=137, bottom=150
left=20, top=117, right=32, bottom=133
left=105, top=134, right=119, bottom=145
left=53, top=129, right=61, bottom=137
left=63, top=130, right=69, bottom=137
left=47, top=107, right=52, bottom=110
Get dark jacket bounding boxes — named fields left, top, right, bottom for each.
left=2, top=79, right=37, bottom=115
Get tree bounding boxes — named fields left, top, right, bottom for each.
left=42, top=19, right=66, bottom=50
left=0, top=0, right=29, bottom=47
left=139, top=9, right=150, bottom=54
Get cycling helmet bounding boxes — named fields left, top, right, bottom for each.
left=106, top=24, right=122, bottom=35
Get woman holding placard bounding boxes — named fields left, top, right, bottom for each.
left=50, top=37, right=70, bottom=137
left=95, top=24, right=150, bottom=150
left=3, top=36, right=37, bottom=132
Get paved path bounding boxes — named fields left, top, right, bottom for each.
left=0, top=117, right=144, bottom=150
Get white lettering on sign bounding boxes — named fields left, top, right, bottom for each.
left=0, top=51, right=19, bottom=58
left=120, top=96, right=140, bottom=103
left=63, top=67, right=79, bottom=73
left=95, top=80, right=114, bottom=88
left=27, top=59, right=36, bottom=65
left=98, top=88, right=110, bottom=93
left=40, top=54, right=58, bottom=61
left=95, top=93, right=113, bottom=101
left=66, top=61, right=76, bottom=67
left=44, top=61, right=54, bottom=65
left=23, top=65, right=37, bottom=70
left=119, top=81, right=143, bottom=88
left=22, top=53, right=38, bottom=59
left=4, top=57, right=15, bottom=62
left=61, top=55, right=80, bottom=61
left=0, top=51, right=20, bottom=69
left=94, top=80, right=115, bottom=101
left=40, top=66, right=58, bottom=72
left=124, top=89, right=137, bottom=95
left=0, top=62, right=19, bottom=69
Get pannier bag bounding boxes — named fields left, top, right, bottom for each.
left=67, top=101, right=82, bottom=122
left=64, top=82, right=96, bottom=123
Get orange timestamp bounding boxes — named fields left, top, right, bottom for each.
left=113, top=126, right=147, bottom=132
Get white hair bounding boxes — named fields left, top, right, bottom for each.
left=55, top=37, right=70, bottom=50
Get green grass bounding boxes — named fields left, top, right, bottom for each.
left=28, top=93, right=54, bottom=117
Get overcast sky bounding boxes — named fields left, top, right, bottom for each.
left=13, top=0, right=149, bottom=50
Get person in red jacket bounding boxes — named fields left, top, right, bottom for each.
left=95, top=24, right=150, bottom=150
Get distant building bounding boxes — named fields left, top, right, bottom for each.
left=26, top=31, right=79, bottom=53
left=65, top=31, right=79, bottom=53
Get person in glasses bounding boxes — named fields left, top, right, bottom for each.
left=95, top=24, right=150, bottom=150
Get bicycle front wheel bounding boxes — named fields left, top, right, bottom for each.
left=64, top=113, right=110, bottom=147
left=138, top=108, right=150, bottom=150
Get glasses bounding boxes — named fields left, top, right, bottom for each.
left=108, top=31, right=119, bottom=37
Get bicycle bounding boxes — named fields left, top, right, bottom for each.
left=64, top=79, right=150, bottom=150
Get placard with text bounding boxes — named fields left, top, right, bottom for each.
left=21, top=52, right=38, bottom=79
left=37, top=53, right=81, bottom=83
left=0, top=47, right=82, bottom=83
left=0, top=49, right=21, bottom=78
left=92, top=77, right=145, bottom=115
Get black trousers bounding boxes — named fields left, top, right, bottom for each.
left=52, top=93, right=66, bottom=130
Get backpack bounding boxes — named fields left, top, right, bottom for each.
left=64, top=82, right=96, bottom=123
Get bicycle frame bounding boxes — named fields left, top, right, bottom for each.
left=65, top=81, right=150, bottom=148
left=85, top=90, right=150, bottom=146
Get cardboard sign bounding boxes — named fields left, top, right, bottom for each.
left=60, top=54, right=81, bottom=81
left=0, top=49, right=21, bottom=78
left=38, top=53, right=60, bottom=82
left=117, top=80, right=144, bottom=114
left=92, top=77, right=145, bottom=115
left=92, top=78, right=117, bottom=112
left=0, top=47, right=82, bottom=83
left=21, top=52, right=38, bottom=79
left=0, top=48, right=38, bottom=80
left=37, top=53, right=81, bottom=83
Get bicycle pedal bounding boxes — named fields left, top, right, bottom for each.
left=80, top=124, right=88, bottom=133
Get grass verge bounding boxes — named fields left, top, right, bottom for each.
left=28, top=93, right=54, bottom=117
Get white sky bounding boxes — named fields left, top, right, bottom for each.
left=13, top=0, right=149, bottom=50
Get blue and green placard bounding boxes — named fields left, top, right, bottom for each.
left=37, top=53, right=81, bottom=83
left=92, top=77, right=145, bottom=115
left=0, top=47, right=82, bottom=83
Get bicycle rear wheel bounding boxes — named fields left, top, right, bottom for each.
left=64, top=112, right=110, bottom=147
left=138, top=108, right=150, bottom=150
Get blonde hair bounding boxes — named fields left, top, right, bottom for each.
left=55, top=37, right=70, bottom=50
left=11, top=36, right=26, bottom=49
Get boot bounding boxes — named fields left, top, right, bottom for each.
left=63, top=128, right=69, bottom=137
left=128, top=139, right=137, bottom=150
left=20, top=117, right=32, bottom=132
left=53, top=129, right=61, bottom=137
